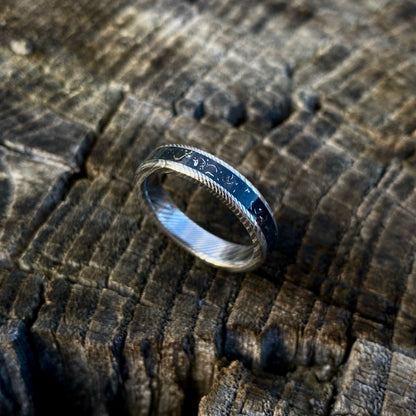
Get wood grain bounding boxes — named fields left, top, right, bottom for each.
left=0, top=0, right=415, bottom=414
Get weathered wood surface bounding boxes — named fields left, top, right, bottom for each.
left=0, top=0, right=415, bottom=414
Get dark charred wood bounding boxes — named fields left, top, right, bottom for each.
left=0, top=0, right=415, bottom=414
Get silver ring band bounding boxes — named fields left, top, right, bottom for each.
left=135, top=144, right=278, bottom=272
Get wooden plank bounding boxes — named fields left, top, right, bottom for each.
left=0, top=0, right=415, bottom=414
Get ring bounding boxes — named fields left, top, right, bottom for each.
left=135, top=144, right=278, bottom=272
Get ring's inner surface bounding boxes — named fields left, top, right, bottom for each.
left=144, top=172, right=253, bottom=266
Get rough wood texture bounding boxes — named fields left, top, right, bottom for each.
left=0, top=0, right=415, bottom=414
